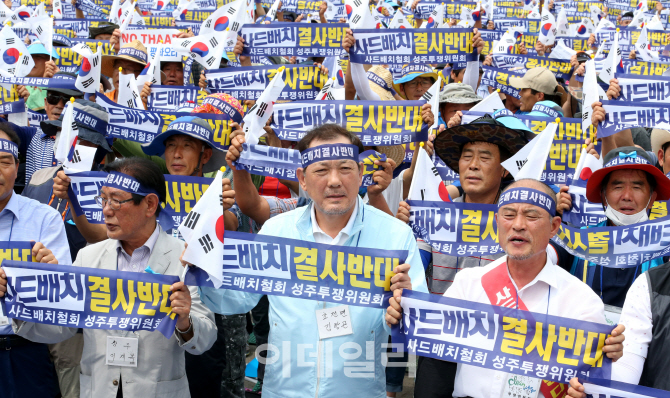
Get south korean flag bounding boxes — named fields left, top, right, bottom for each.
left=0, top=25, right=34, bottom=77
left=173, top=33, right=226, bottom=69
left=53, top=0, right=64, bottom=19
left=243, top=67, right=286, bottom=144
left=118, top=71, right=142, bottom=109
left=73, top=43, right=102, bottom=93
left=0, top=0, right=13, bottom=24
left=179, top=170, right=225, bottom=288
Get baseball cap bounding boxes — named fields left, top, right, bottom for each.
left=439, top=83, right=483, bottom=104
left=509, top=67, right=559, bottom=95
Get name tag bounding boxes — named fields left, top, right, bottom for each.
left=0, top=304, right=8, bottom=326
left=604, top=304, right=622, bottom=327
left=106, top=336, right=139, bottom=367
left=316, top=305, right=354, bottom=339
left=501, top=374, right=541, bottom=398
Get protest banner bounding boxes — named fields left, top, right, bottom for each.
left=146, top=86, right=208, bottom=112
left=392, top=290, right=613, bottom=383
left=240, top=23, right=347, bottom=57
left=184, top=231, right=407, bottom=308
left=1, top=260, right=179, bottom=338
left=270, top=100, right=429, bottom=145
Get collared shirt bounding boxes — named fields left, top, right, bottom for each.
left=445, top=255, right=606, bottom=398
left=311, top=200, right=358, bottom=245
left=611, top=274, right=652, bottom=384
left=0, top=192, right=71, bottom=335
left=10, top=123, right=57, bottom=184
left=116, top=223, right=161, bottom=273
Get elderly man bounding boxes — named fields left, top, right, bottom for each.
left=0, top=157, right=217, bottom=398
left=388, top=178, right=626, bottom=398
left=56, top=109, right=255, bottom=397
left=7, top=72, right=84, bottom=186
left=397, top=113, right=536, bottom=397
left=437, top=83, right=482, bottom=130
left=557, top=147, right=670, bottom=308
left=510, top=67, right=563, bottom=114
left=0, top=123, right=72, bottom=397
left=195, top=123, right=428, bottom=398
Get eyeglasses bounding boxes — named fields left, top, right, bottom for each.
left=405, top=79, right=433, bottom=89
left=94, top=195, right=133, bottom=211
left=46, top=92, right=82, bottom=106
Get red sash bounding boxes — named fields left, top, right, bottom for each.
left=481, top=261, right=567, bottom=398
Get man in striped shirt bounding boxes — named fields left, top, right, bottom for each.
left=6, top=73, right=84, bottom=187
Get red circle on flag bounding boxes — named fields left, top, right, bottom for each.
left=580, top=167, right=593, bottom=180
left=438, top=183, right=451, bottom=202
left=216, top=215, right=224, bottom=243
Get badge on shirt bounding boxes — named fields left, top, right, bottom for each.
left=0, top=304, right=8, bottom=326
left=501, top=374, right=541, bottom=398
left=106, top=336, right=139, bottom=367
left=604, top=304, right=622, bottom=327
left=316, top=305, right=354, bottom=339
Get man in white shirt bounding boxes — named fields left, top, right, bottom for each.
left=387, top=178, right=626, bottom=398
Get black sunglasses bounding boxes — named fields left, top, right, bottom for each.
left=46, top=92, right=83, bottom=106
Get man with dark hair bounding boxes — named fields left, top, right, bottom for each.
left=1, top=157, right=217, bottom=398
left=0, top=122, right=71, bottom=398
left=7, top=72, right=85, bottom=188
left=196, top=123, right=428, bottom=398
left=387, top=178, right=626, bottom=398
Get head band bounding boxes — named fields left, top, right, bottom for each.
left=498, top=187, right=556, bottom=217
left=360, top=150, right=387, bottom=186
left=0, top=139, right=19, bottom=159
left=103, top=171, right=160, bottom=197
left=301, top=144, right=359, bottom=168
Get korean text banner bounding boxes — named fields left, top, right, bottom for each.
left=349, top=28, right=477, bottom=65
left=392, top=290, right=613, bottom=383
left=233, top=143, right=301, bottom=182
left=407, top=198, right=663, bottom=267
left=0, top=242, right=34, bottom=263
left=185, top=231, right=407, bottom=309
left=146, top=86, right=208, bottom=112
left=598, top=100, right=670, bottom=138
left=407, top=200, right=503, bottom=258
left=96, top=95, right=237, bottom=147
left=0, top=76, right=78, bottom=91
left=270, top=100, right=429, bottom=145
left=612, top=74, right=670, bottom=103
left=618, top=59, right=670, bottom=77
left=205, top=64, right=327, bottom=101
left=66, top=171, right=215, bottom=231
left=493, top=19, right=541, bottom=33
left=281, top=0, right=322, bottom=13
left=492, top=6, right=532, bottom=18
left=479, top=30, right=539, bottom=56
left=491, top=54, right=574, bottom=81
left=551, top=217, right=670, bottom=268
left=240, top=23, right=347, bottom=57
left=480, top=66, right=524, bottom=99
left=1, top=261, right=179, bottom=338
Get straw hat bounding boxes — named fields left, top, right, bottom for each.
left=366, top=65, right=407, bottom=165
left=101, top=40, right=148, bottom=79
left=367, top=65, right=396, bottom=101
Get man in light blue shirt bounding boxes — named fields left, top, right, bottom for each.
left=0, top=123, right=72, bottom=397
left=197, top=124, right=428, bottom=398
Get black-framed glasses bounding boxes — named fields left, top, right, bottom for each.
left=46, top=92, right=82, bottom=106
left=94, top=195, right=133, bottom=211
